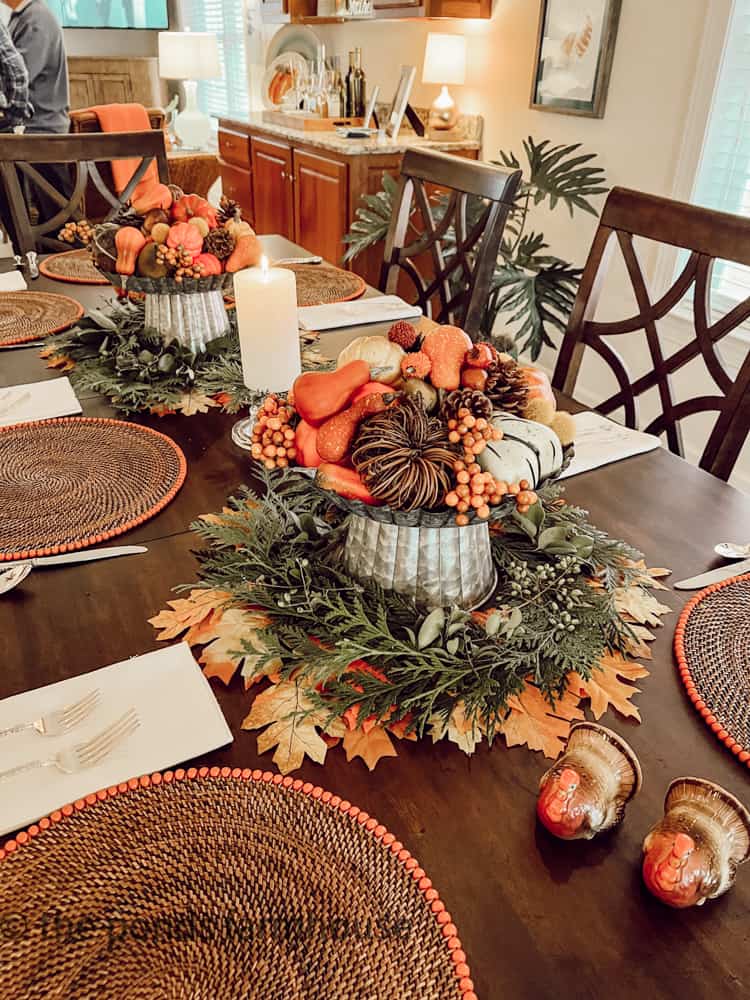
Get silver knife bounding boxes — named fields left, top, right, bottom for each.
left=1, top=545, right=147, bottom=569
left=674, top=557, right=750, bottom=590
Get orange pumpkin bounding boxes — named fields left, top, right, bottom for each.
left=166, top=222, right=203, bottom=259
left=115, top=226, right=147, bottom=275
left=131, top=182, right=173, bottom=215
left=194, top=252, right=222, bottom=276
left=171, top=194, right=218, bottom=230
left=294, top=420, right=323, bottom=468
left=521, top=366, right=555, bottom=405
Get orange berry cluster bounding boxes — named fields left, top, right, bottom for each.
left=174, top=261, right=206, bottom=283
left=446, top=408, right=503, bottom=465
left=58, top=219, right=94, bottom=245
left=445, top=460, right=539, bottom=526
left=156, top=243, right=193, bottom=273
left=250, top=394, right=297, bottom=470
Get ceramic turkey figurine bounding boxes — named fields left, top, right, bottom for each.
left=537, top=722, right=642, bottom=840
left=642, top=778, right=750, bottom=908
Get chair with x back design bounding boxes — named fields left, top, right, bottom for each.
left=0, top=131, right=169, bottom=256
left=380, top=149, right=522, bottom=339
left=552, top=186, right=750, bottom=481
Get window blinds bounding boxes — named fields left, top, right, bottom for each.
left=691, top=0, right=750, bottom=302
left=181, top=0, right=249, bottom=123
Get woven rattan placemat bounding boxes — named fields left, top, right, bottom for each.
left=227, top=263, right=366, bottom=309
left=0, top=291, right=84, bottom=346
left=0, top=770, right=472, bottom=1000
left=0, top=417, right=186, bottom=561
left=39, top=249, right=110, bottom=286
left=675, top=573, right=750, bottom=769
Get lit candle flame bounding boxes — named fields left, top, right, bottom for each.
left=260, top=255, right=269, bottom=279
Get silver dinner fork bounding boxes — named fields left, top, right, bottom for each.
left=0, top=709, right=140, bottom=783
left=0, top=689, right=101, bottom=740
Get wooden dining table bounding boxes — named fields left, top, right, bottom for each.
left=1, top=236, right=750, bottom=1000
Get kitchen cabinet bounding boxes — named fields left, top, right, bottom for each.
left=261, top=0, right=490, bottom=21
left=293, top=150, right=349, bottom=266
left=251, top=137, right=294, bottom=241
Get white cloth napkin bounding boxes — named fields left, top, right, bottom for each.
left=0, top=271, right=28, bottom=292
left=0, top=643, right=233, bottom=836
left=0, top=377, right=82, bottom=427
left=559, top=411, right=661, bottom=479
left=298, top=295, right=422, bottom=331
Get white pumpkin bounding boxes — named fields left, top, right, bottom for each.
left=478, top=412, right=564, bottom=488
left=337, top=336, right=404, bottom=385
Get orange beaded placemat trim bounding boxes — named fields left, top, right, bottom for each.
left=674, top=573, right=750, bottom=770
left=0, top=770, right=476, bottom=1000
left=0, top=416, right=187, bottom=561
left=0, top=290, right=84, bottom=346
left=39, top=249, right=110, bottom=286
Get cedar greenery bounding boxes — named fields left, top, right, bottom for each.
left=343, top=137, right=608, bottom=361
left=186, top=467, right=644, bottom=739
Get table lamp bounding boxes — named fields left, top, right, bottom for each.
left=158, top=32, right=221, bottom=150
left=422, top=33, right=467, bottom=131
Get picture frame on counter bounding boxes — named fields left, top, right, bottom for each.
left=386, top=66, right=417, bottom=138
left=530, top=0, right=622, bottom=118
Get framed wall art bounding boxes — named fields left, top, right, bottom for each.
left=530, top=0, right=622, bottom=118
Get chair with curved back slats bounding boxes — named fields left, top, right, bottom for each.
left=380, top=149, right=522, bottom=338
left=0, top=130, right=169, bottom=256
left=552, top=186, right=750, bottom=481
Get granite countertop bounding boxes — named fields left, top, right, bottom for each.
left=222, top=111, right=482, bottom=157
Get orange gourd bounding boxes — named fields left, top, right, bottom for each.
left=350, top=381, right=396, bottom=403
left=170, top=194, right=218, bottom=229
left=166, top=222, right=203, bottom=259
left=225, top=234, right=263, bottom=273
left=315, top=463, right=381, bottom=505
left=194, top=252, right=222, bottom=276
left=295, top=420, right=323, bottom=468
left=115, top=226, right=147, bottom=275
left=521, top=366, right=555, bottom=405
left=317, top=393, right=392, bottom=463
left=293, top=361, right=371, bottom=427
left=131, top=182, right=173, bottom=215
left=420, top=325, right=472, bottom=390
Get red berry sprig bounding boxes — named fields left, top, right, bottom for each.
left=250, top=394, right=297, bottom=470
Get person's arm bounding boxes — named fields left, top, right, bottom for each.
left=9, top=14, right=51, bottom=92
left=0, top=26, right=31, bottom=125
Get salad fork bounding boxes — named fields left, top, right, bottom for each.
left=0, top=709, right=140, bottom=783
left=0, top=689, right=101, bottom=740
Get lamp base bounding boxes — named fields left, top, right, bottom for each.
left=428, top=85, right=459, bottom=131
left=175, top=79, right=211, bottom=150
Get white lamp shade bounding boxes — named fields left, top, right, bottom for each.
left=422, top=33, right=467, bottom=86
left=158, top=32, right=221, bottom=81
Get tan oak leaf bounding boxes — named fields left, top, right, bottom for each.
left=429, top=701, right=483, bottom=755
left=614, top=585, right=672, bottom=627
left=177, top=390, right=220, bottom=416
left=342, top=725, right=398, bottom=771
left=621, top=623, right=656, bottom=660
left=149, top=589, right=230, bottom=642
left=199, top=607, right=279, bottom=686
left=500, top=685, right=584, bottom=760
left=569, top=652, right=650, bottom=721
left=242, top=680, right=329, bottom=774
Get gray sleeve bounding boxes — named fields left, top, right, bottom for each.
left=10, top=17, right=51, bottom=87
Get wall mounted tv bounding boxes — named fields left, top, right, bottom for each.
left=46, top=1, right=169, bottom=29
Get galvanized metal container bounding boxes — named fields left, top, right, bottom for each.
left=344, top=513, right=497, bottom=610
left=144, top=289, right=229, bottom=354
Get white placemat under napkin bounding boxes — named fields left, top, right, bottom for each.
left=0, top=643, right=232, bottom=836
left=0, top=377, right=82, bottom=427
left=298, top=295, right=422, bottom=331
left=0, top=271, right=27, bottom=292
left=560, top=411, right=661, bottom=479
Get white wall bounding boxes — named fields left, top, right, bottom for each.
left=62, top=29, right=158, bottom=57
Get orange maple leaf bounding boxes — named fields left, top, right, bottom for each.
left=148, top=589, right=230, bottom=641
left=569, top=652, right=650, bottom=722
left=342, top=725, right=398, bottom=771
left=500, top=684, right=584, bottom=759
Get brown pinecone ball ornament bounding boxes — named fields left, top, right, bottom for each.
left=217, top=194, right=242, bottom=224
left=441, top=388, right=493, bottom=423
left=388, top=320, right=420, bottom=350
left=203, top=227, right=236, bottom=261
left=352, top=395, right=458, bottom=511
left=484, top=358, right=529, bottom=416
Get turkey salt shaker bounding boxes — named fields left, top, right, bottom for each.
left=537, top=722, right=642, bottom=840
left=642, top=777, right=750, bottom=908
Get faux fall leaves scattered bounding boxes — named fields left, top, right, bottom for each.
left=149, top=561, right=672, bottom=774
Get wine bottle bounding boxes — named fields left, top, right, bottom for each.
left=345, top=51, right=356, bottom=118
left=352, top=47, right=366, bottom=118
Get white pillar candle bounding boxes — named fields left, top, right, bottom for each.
left=233, top=256, right=301, bottom=393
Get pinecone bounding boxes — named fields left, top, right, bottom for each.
left=217, top=195, right=242, bottom=225
left=484, top=359, right=529, bottom=416
left=203, top=227, right=236, bottom=261
left=441, top=388, right=493, bottom=423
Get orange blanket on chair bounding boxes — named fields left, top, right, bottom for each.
left=87, top=103, right=160, bottom=196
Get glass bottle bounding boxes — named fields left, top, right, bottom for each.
left=352, top=47, right=366, bottom=118
left=345, top=51, right=356, bottom=118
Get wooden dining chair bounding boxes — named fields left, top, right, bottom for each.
left=380, top=149, right=522, bottom=338
left=552, top=186, right=750, bottom=481
left=0, top=131, right=169, bottom=255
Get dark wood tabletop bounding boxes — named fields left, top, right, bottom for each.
left=1, top=241, right=750, bottom=999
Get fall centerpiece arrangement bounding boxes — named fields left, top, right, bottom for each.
left=150, top=319, right=672, bottom=775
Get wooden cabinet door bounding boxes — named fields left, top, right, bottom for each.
left=251, top=137, right=294, bottom=239
left=219, top=162, right=254, bottom=227
left=293, top=150, right=348, bottom=265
